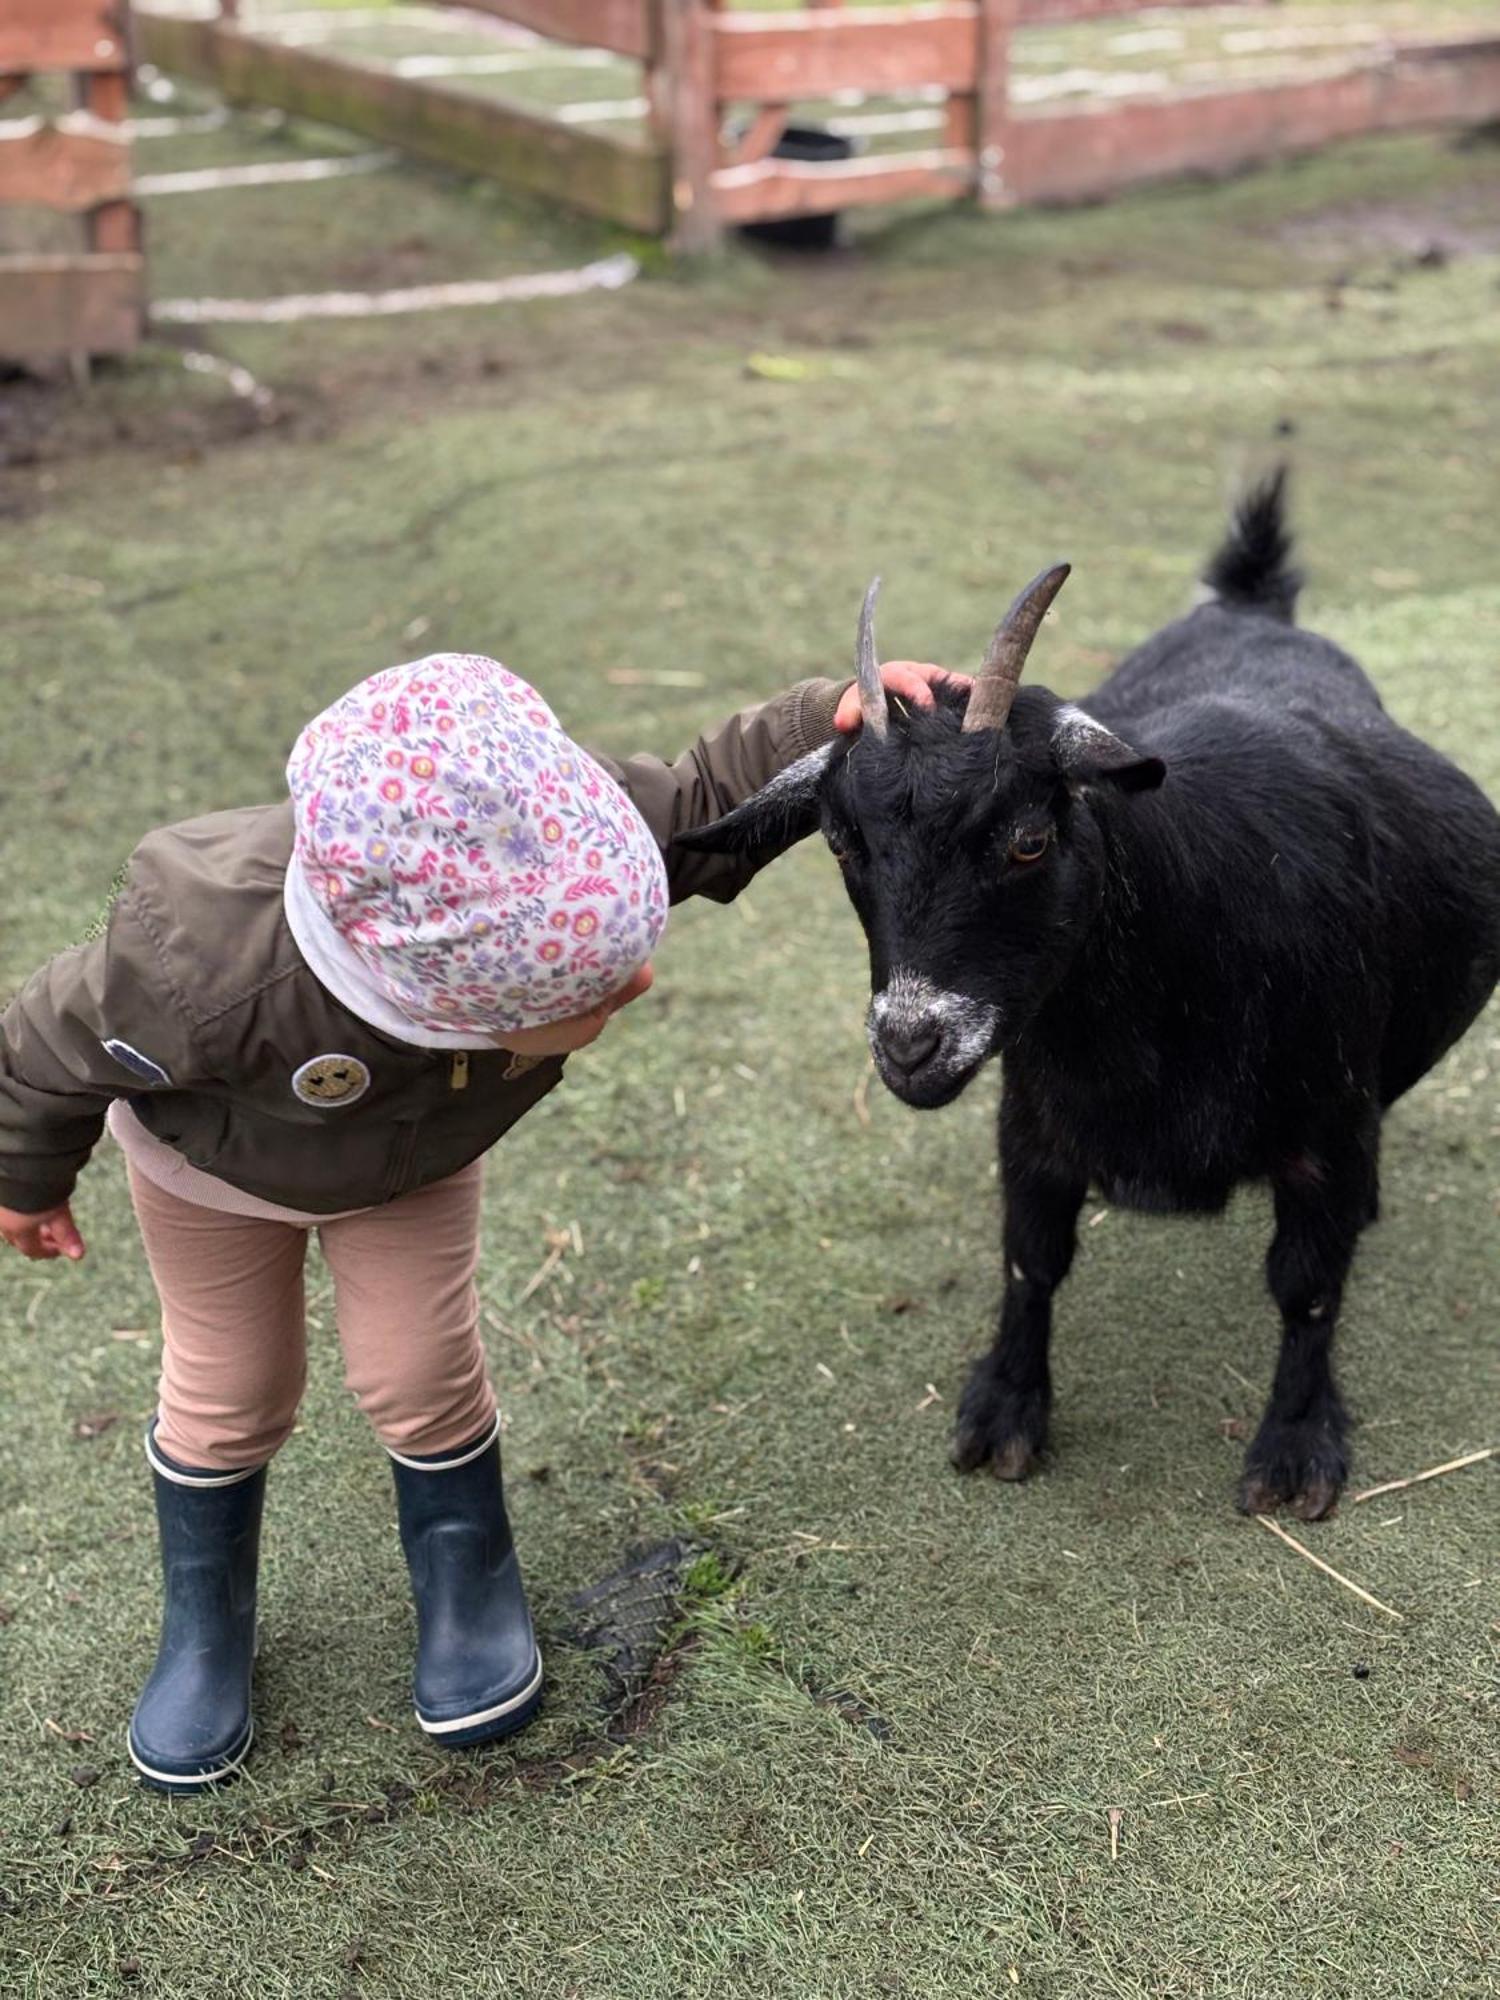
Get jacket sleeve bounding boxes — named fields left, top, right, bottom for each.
left=0, top=895, right=203, bottom=1215
left=589, top=676, right=844, bottom=906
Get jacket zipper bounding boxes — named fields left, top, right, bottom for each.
left=450, top=1051, right=470, bottom=1090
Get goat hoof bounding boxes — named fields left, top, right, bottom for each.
left=1237, top=1476, right=1281, bottom=1516
left=1289, top=1478, right=1340, bottom=1522
left=1238, top=1425, right=1347, bottom=1521
left=1240, top=1474, right=1340, bottom=1521
left=952, top=1365, right=1049, bottom=1481
left=949, top=1427, right=1040, bottom=1480
left=990, top=1437, right=1038, bottom=1482
left=949, top=1430, right=992, bottom=1474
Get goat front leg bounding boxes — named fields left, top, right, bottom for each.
left=952, top=1102, right=1085, bottom=1482
left=1239, top=1130, right=1377, bottom=1522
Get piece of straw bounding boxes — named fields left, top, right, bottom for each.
left=1351, top=1446, right=1495, bottom=1506
left=853, top=1061, right=873, bottom=1130
left=1253, top=1513, right=1404, bottom=1621
left=516, top=1244, right=564, bottom=1306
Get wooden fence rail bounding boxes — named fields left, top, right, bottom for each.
left=139, top=10, right=668, bottom=227
left=0, top=119, right=132, bottom=213
left=1016, top=0, right=1233, bottom=18
left=1006, top=44, right=1500, bottom=205
left=434, top=0, right=653, bottom=59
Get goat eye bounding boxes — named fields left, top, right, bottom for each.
left=1009, top=829, right=1051, bottom=865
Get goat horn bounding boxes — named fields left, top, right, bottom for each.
left=855, top=575, right=888, bottom=739
left=961, top=561, right=1072, bottom=735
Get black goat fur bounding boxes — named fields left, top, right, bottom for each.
left=679, top=475, right=1500, bottom=1518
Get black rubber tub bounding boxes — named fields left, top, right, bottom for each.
left=737, top=125, right=854, bottom=252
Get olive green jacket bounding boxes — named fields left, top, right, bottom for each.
left=0, top=680, right=840, bottom=1216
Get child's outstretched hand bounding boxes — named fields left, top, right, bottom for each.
left=834, top=661, right=970, bottom=732
left=0, top=1201, right=86, bottom=1262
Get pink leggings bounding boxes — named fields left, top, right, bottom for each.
left=127, top=1160, right=496, bottom=1473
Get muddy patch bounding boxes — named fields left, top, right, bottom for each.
left=0, top=350, right=297, bottom=481
left=1272, top=196, right=1500, bottom=262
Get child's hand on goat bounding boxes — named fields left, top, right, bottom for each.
left=835, top=661, right=967, bottom=732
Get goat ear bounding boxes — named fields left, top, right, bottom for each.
left=673, top=743, right=832, bottom=857
left=1051, top=705, right=1166, bottom=794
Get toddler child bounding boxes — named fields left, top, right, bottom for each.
left=0, top=646, right=954, bottom=1791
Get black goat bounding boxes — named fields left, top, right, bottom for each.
left=680, top=475, right=1500, bottom=1518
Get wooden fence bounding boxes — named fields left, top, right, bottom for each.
left=0, top=0, right=144, bottom=366
left=129, top=0, right=1500, bottom=253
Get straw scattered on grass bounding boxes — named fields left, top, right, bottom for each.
left=1253, top=1514, right=1405, bottom=1621
left=1350, top=1445, right=1495, bottom=1505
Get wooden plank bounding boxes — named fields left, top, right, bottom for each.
left=1017, top=0, right=1246, bottom=17
left=1007, top=49, right=1500, bottom=206
left=0, top=118, right=130, bottom=211
left=713, top=7, right=979, bottom=103
left=652, top=0, right=720, bottom=250
left=137, top=11, right=670, bottom=232
left=0, top=254, right=143, bottom=361
left=1394, top=33, right=1500, bottom=64
left=430, top=0, right=652, bottom=60
left=1382, top=38, right=1500, bottom=115
left=0, top=0, right=130, bottom=76
left=711, top=146, right=972, bottom=222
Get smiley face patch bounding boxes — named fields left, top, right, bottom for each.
left=291, top=1053, right=371, bottom=1108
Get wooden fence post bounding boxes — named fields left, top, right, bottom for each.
left=974, top=0, right=1017, bottom=209
left=75, top=69, right=140, bottom=256
left=651, top=0, right=720, bottom=252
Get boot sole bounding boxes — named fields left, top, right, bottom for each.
left=128, top=1716, right=254, bottom=1794
left=415, top=1648, right=544, bottom=1749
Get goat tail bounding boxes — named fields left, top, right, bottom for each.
left=1200, top=465, right=1301, bottom=623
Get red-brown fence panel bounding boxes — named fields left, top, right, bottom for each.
left=130, top=0, right=1500, bottom=256
left=0, top=0, right=143, bottom=365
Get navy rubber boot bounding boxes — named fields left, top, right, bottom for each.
left=389, top=1416, right=543, bottom=1748
left=127, top=1422, right=264, bottom=1794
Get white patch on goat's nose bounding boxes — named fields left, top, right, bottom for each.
left=868, top=969, right=998, bottom=1071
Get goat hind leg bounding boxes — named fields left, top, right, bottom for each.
left=952, top=1137, right=1085, bottom=1483
left=1240, top=1134, right=1375, bottom=1522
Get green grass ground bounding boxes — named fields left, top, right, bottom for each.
left=2, top=100, right=1499, bottom=2000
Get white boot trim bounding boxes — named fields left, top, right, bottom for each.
left=415, top=1649, right=544, bottom=1736
left=127, top=1719, right=255, bottom=1788
left=144, top=1425, right=264, bottom=1488
left=385, top=1410, right=502, bottom=1474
